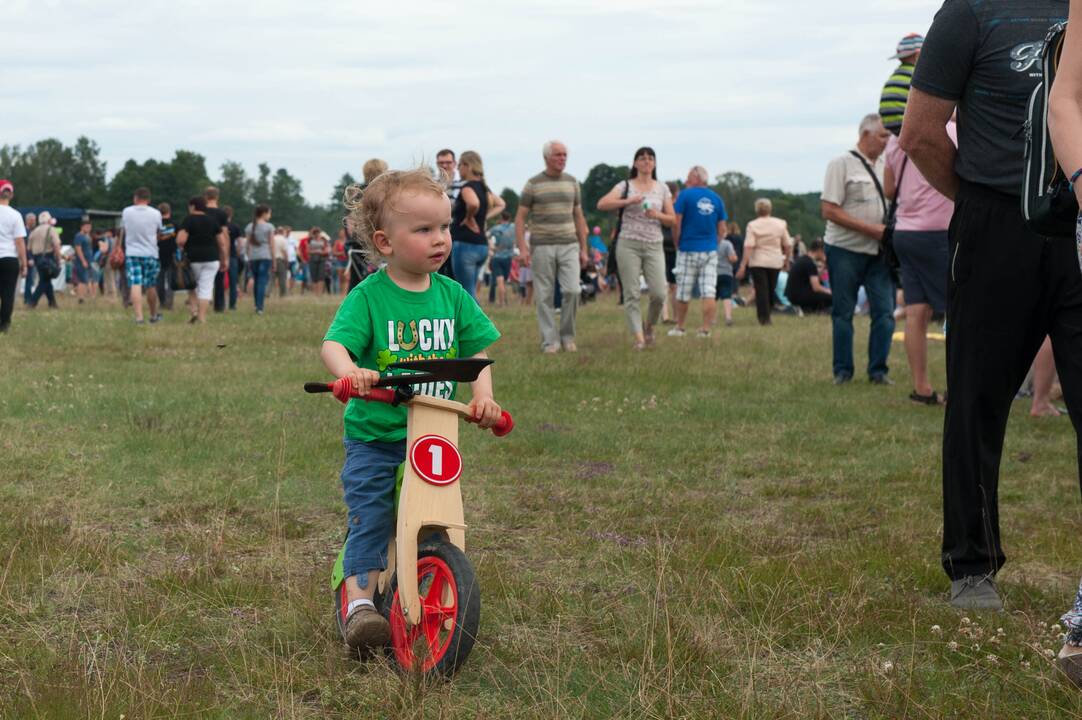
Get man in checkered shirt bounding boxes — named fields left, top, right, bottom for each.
left=669, top=165, right=728, bottom=338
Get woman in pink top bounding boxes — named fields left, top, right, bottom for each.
left=884, top=122, right=956, bottom=405
left=736, top=198, right=792, bottom=325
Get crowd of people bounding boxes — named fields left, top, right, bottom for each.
left=7, top=0, right=1082, bottom=685
left=0, top=187, right=367, bottom=328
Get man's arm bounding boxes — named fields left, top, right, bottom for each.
left=717, top=220, right=728, bottom=241
left=899, top=87, right=959, bottom=200
left=15, top=236, right=26, bottom=277
left=573, top=205, right=588, bottom=268
left=672, top=214, right=682, bottom=249
left=218, top=227, right=230, bottom=263
left=514, top=205, right=530, bottom=266
left=821, top=201, right=884, bottom=242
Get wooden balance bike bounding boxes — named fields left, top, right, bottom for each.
left=305, top=358, right=513, bottom=677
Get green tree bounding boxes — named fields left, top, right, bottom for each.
left=269, top=168, right=306, bottom=227
left=15, top=139, right=77, bottom=206
left=712, top=171, right=756, bottom=229
left=252, top=163, right=271, bottom=203
left=107, top=150, right=210, bottom=217
left=218, top=160, right=254, bottom=222
left=581, top=163, right=629, bottom=236
left=69, top=137, right=108, bottom=208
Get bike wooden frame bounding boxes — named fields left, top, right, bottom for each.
left=381, top=393, right=473, bottom=627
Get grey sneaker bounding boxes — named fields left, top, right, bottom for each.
left=950, top=574, right=1003, bottom=610
left=1057, top=645, right=1082, bottom=689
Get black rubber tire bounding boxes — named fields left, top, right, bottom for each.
left=381, top=538, right=480, bottom=678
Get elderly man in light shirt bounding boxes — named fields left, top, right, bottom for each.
left=820, top=113, right=895, bottom=386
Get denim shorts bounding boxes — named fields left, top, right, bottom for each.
left=340, top=438, right=406, bottom=587
left=715, top=274, right=734, bottom=300
left=73, top=261, right=91, bottom=284
left=491, top=255, right=512, bottom=280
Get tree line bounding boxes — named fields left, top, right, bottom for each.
left=0, top=137, right=352, bottom=231
left=0, top=137, right=826, bottom=240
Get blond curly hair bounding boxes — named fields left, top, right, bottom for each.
left=343, top=168, right=447, bottom=264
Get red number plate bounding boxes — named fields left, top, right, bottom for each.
left=409, top=435, right=463, bottom=486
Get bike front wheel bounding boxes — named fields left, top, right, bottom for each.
left=383, top=538, right=480, bottom=678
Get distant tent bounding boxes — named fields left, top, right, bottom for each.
left=14, top=206, right=121, bottom=242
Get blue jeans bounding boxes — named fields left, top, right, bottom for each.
left=23, top=263, right=36, bottom=304
left=824, top=244, right=895, bottom=379
left=340, top=438, right=406, bottom=587
left=452, top=242, right=488, bottom=301
left=29, top=254, right=57, bottom=307
left=250, top=259, right=271, bottom=311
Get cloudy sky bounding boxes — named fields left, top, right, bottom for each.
left=5, top=0, right=943, bottom=204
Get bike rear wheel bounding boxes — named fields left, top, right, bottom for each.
left=382, top=539, right=480, bottom=677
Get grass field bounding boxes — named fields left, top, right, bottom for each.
left=3, top=289, right=1082, bottom=719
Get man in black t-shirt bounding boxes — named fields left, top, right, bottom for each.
left=785, top=239, right=831, bottom=313
left=901, top=0, right=1070, bottom=612
left=157, top=202, right=177, bottom=311
left=224, top=206, right=242, bottom=310
left=203, top=187, right=231, bottom=312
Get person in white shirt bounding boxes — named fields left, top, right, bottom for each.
left=120, top=187, right=165, bottom=324
left=284, top=227, right=299, bottom=292
left=0, top=179, right=28, bottom=333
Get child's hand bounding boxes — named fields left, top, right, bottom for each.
left=343, top=367, right=381, bottom=396
left=467, top=396, right=502, bottom=429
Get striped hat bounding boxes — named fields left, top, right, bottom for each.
left=889, top=33, right=924, bottom=60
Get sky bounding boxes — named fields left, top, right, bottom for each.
left=3, top=0, right=945, bottom=205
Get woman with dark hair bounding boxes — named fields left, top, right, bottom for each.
left=596, top=147, right=675, bottom=349
left=451, top=150, right=506, bottom=300
left=177, top=195, right=228, bottom=324
left=244, top=203, right=274, bottom=314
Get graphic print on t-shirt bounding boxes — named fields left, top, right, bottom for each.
left=377, top=317, right=460, bottom=399
left=1010, top=41, right=1046, bottom=75
left=696, top=197, right=717, bottom=216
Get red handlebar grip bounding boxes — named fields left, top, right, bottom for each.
left=330, top=378, right=397, bottom=406
left=491, top=411, right=514, bottom=437
left=363, top=388, right=396, bottom=405
left=331, top=377, right=354, bottom=404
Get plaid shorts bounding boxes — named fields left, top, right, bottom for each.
left=125, top=256, right=160, bottom=288
left=674, top=251, right=718, bottom=302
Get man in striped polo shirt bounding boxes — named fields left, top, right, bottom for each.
left=515, top=140, right=589, bottom=354
left=879, top=33, right=923, bottom=136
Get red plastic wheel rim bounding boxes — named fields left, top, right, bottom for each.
left=389, top=556, right=459, bottom=672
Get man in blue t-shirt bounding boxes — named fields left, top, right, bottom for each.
left=670, top=165, right=727, bottom=337
left=72, top=220, right=94, bottom=303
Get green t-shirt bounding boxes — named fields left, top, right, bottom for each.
left=323, top=269, right=501, bottom=443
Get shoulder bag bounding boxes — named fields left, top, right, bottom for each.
left=606, top=180, right=630, bottom=277
left=849, top=151, right=900, bottom=270
left=36, top=229, right=61, bottom=280
left=173, top=250, right=197, bottom=291
left=109, top=233, right=125, bottom=270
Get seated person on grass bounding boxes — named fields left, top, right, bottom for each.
left=785, top=238, right=832, bottom=314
